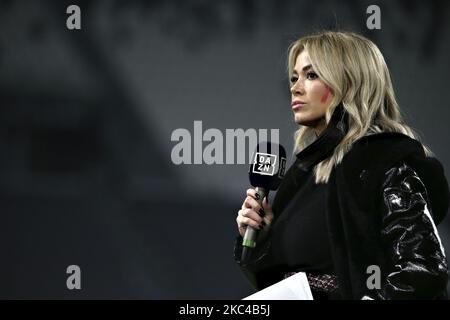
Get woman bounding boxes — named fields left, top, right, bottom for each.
left=234, top=31, right=449, bottom=300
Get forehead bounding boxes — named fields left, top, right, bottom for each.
left=294, top=50, right=311, bottom=70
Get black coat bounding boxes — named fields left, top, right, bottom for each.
left=235, top=131, right=449, bottom=299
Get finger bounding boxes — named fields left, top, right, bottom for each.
left=261, top=197, right=271, bottom=211
left=237, top=209, right=264, bottom=230
left=243, top=197, right=264, bottom=216
left=240, top=216, right=263, bottom=230
left=246, top=188, right=261, bottom=201
left=241, top=189, right=261, bottom=209
left=236, top=209, right=267, bottom=230
left=240, top=208, right=264, bottom=224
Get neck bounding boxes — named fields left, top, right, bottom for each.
left=296, top=104, right=347, bottom=171
left=313, top=119, right=327, bottom=137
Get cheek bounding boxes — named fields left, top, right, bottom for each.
left=320, top=85, right=331, bottom=104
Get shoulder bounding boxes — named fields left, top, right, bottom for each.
left=335, top=132, right=425, bottom=187
left=342, top=132, right=425, bottom=170
left=337, top=133, right=449, bottom=224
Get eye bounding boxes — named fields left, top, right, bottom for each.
left=290, top=76, right=298, bottom=84
left=306, top=72, right=318, bottom=80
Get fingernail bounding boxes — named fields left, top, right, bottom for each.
left=259, top=208, right=265, bottom=217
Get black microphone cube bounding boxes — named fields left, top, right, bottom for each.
left=249, top=142, right=286, bottom=191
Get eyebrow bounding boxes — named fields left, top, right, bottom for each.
left=293, top=64, right=312, bottom=74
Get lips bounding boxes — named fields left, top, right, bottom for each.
left=292, top=101, right=306, bottom=110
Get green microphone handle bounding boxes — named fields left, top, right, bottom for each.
left=241, top=187, right=267, bottom=261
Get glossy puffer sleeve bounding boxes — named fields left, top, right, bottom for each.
left=371, top=162, right=449, bottom=299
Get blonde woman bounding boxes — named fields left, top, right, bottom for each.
left=235, top=31, right=449, bottom=300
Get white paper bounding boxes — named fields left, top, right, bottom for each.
left=243, top=272, right=313, bottom=300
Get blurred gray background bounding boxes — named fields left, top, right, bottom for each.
left=0, top=0, right=449, bottom=299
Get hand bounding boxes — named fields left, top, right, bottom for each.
left=236, top=188, right=274, bottom=237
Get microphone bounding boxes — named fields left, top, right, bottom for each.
left=241, top=141, right=286, bottom=261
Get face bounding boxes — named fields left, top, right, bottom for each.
left=290, top=50, right=333, bottom=136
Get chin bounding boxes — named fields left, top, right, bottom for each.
left=294, top=118, right=305, bottom=126
left=294, top=114, right=322, bottom=128
left=293, top=114, right=310, bottom=126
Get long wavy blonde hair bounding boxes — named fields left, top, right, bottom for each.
left=288, top=31, right=432, bottom=184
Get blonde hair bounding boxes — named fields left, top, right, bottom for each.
left=288, top=31, right=432, bottom=184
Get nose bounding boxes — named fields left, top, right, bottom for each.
left=290, top=78, right=304, bottom=96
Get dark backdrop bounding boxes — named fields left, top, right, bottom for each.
left=0, top=0, right=449, bottom=299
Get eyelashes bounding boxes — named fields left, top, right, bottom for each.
left=306, top=72, right=318, bottom=80
left=290, top=72, right=319, bottom=84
